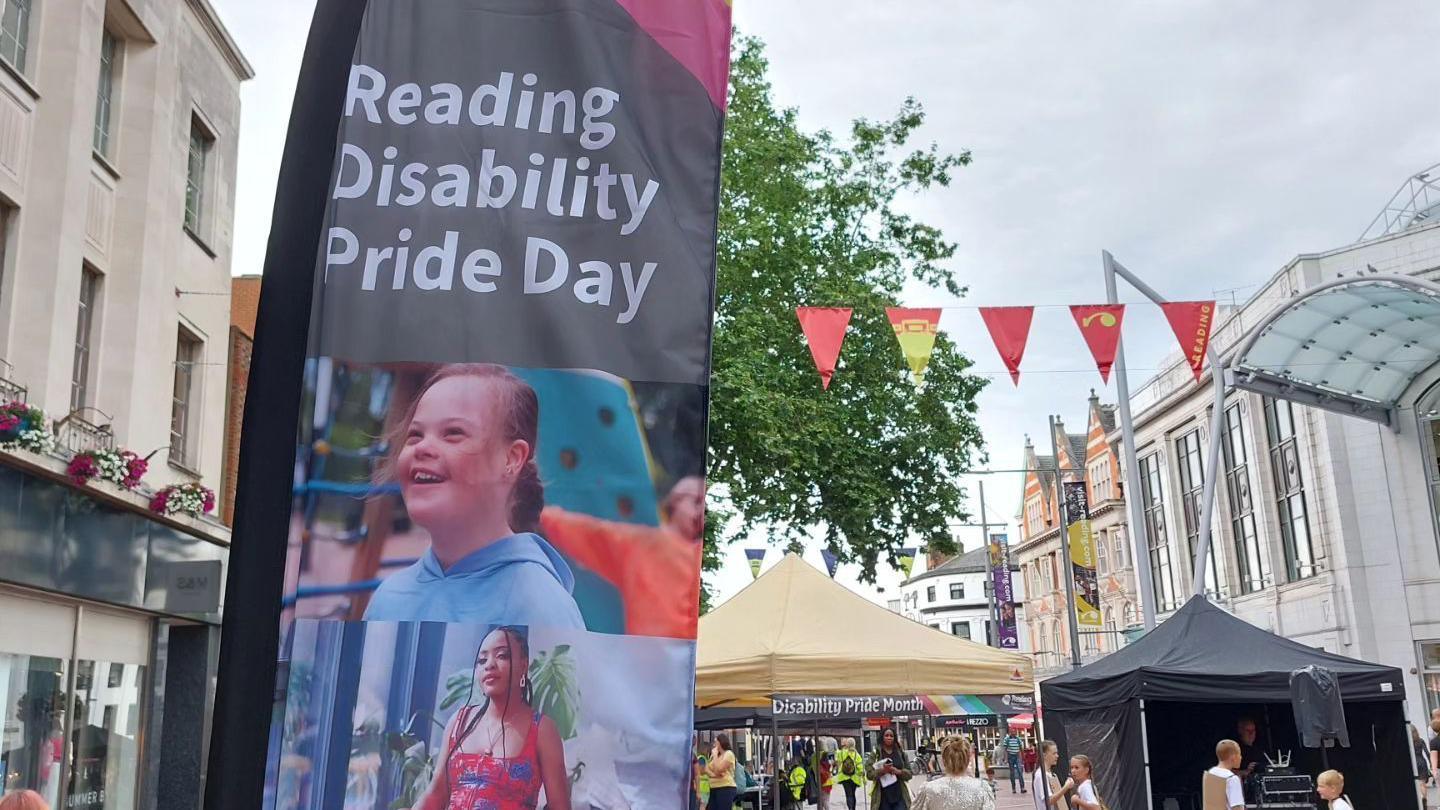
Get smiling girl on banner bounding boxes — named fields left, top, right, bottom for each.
left=365, top=364, right=584, bottom=629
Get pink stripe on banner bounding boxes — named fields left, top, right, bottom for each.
left=613, top=0, right=733, bottom=109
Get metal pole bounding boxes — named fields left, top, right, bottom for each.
left=1105, top=250, right=1158, bottom=631
left=772, top=710, right=781, bottom=810
left=1106, top=253, right=1229, bottom=605
left=1190, top=353, right=1227, bottom=599
left=1047, top=414, right=1084, bottom=669
left=980, top=480, right=1000, bottom=647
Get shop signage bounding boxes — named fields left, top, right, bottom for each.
left=941, top=715, right=997, bottom=729
left=161, top=560, right=223, bottom=614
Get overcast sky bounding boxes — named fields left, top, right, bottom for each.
left=216, top=1, right=1440, bottom=606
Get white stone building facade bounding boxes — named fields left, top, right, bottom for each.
left=0, top=2, right=251, bottom=808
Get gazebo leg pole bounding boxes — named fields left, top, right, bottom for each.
left=1139, top=699, right=1156, bottom=810
left=772, top=710, right=781, bottom=810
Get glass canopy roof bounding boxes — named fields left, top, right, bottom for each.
left=1230, top=277, right=1440, bottom=424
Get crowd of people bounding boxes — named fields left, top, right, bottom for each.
left=691, top=712, right=1376, bottom=810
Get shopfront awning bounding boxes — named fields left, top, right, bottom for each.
left=1229, top=275, right=1440, bottom=427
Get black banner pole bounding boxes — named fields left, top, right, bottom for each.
left=202, top=4, right=369, bottom=810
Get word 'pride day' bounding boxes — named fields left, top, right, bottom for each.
left=324, top=65, right=667, bottom=324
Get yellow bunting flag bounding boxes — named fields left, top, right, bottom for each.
left=898, top=547, right=917, bottom=579
left=886, top=308, right=942, bottom=385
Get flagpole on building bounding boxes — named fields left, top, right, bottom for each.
left=1104, top=251, right=1160, bottom=631
left=1047, top=414, right=1084, bottom=670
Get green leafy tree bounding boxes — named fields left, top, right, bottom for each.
left=705, top=37, right=987, bottom=594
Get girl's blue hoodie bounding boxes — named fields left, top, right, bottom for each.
left=364, top=532, right=585, bottom=629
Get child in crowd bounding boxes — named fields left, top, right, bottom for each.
left=1317, top=770, right=1353, bottom=810
left=984, top=767, right=999, bottom=797
left=1068, top=755, right=1103, bottom=810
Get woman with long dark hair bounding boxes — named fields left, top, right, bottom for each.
left=410, top=627, right=570, bottom=810
left=706, top=734, right=738, bottom=809
left=866, top=727, right=914, bottom=810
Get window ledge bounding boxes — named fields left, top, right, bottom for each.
left=184, top=224, right=217, bottom=258
left=92, top=150, right=121, bottom=181
left=167, top=457, right=201, bottom=478
left=0, top=57, right=38, bottom=102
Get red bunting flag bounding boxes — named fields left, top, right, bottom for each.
left=978, top=307, right=1036, bottom=385
left=795, top=307, right=852, bottom=390
left=1070, top=305, right=1127, bottom=383
left=1160, top=301, right=1217, bottom=382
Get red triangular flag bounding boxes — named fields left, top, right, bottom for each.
left=1070, top=305, right=1127, bottom=383
left=795, top=307, right=852, bottom=390
left=1160, top=301, right=1217, bottom=382
left=978, top=307, right=1035, bottom=385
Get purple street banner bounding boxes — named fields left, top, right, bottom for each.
left=987, top=532, right=1019, bottom=649
left=1063, top=481, right=1103, bottom=627
left=208, top=2, right=733, bottom=809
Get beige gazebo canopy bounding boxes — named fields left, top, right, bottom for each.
left=696, top=553, right=1035, bottom=707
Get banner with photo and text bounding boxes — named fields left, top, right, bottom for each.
left=1063, top=481, right=1102, bottom=627
left=209, top=2, right=732, bottom=809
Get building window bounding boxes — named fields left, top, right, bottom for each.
left=1263, top=398, right=1316, bottom=581
left=949, top=582, right=964, bottom=600
left=185, top=118, right=214, bottom=234
left=0, top=0, right=32, bottom=73
left=1096, top=536, right=1108, bottom=576
left=71, top=269, right=100, bottom=412
left=951, top=621, right=970, bottom=640
left=1112, top=527, right=1128, bottom=571
left=94, top=29, right=119, bottom=157
left=1139, top=453, right=1176, bottom=611
left=1089, top=459, right=1112, bottom=504
left=1025, top=496, right=1043, bottom=537
left=170, top=329, right=201, bottom=469
left=1422, top=642, right=1440, bottom=720
left=1223, top=403, right=1268, bottom=593
left=925, top=585, right=935, bottom=603
left=1175, top=430, right=1219, bottom=596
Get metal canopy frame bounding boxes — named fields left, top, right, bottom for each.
left=1107, top=259, right=1440, bottom=623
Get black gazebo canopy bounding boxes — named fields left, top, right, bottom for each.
left=1041, top=597, right=1409, bottom=810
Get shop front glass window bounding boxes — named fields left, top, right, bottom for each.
left=0, top=652, right=68, bottom=807
left=67, top=660, right=145, bottom=810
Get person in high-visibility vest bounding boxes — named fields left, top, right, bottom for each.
left=834, top=738, right=866, bottom=810
left=788, top=758, right=809, bottom=809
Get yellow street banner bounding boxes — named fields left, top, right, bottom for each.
left=1063, top=481, right=1102, bottom=627
left=886, top=308, right=942, bottom=385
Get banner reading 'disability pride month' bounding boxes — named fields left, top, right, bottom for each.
left=210, top=3, right=732, bottom=809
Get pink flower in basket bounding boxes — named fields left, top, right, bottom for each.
left=67, top=454, right=100, bottom=486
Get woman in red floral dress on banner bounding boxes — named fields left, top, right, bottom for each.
left=411, top=627, right=571, bottom=810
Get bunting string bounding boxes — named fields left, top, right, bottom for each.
left=796, top=300, right=1219, bottom=389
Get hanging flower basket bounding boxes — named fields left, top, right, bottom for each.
left=67, top=448, right=148, bottom=490
left=0, top=401, right=55, bottom=455
left=150, top=482, right=216, bottom=518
